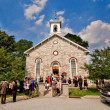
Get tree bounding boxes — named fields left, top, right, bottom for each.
left=0, top=30, right=16, bottom=52
left=64, top=33, right=89, bottom=49
left=11, top=57, right=26, bottom=81
left=0, top=47, right=14, bottom=81
left=15, top=39, right=33, bottom=57
left=82, top=46, right=110, bottom=80
left=0, top=47, right=25, bottom=81
left=0, top=30, right=33, bottom=81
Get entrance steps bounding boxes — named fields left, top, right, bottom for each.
left=44, top=87, right=64, bottom=98
left=44, top=87, right=52, bottom=97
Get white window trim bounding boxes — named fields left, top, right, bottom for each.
left=70, top=58, right=77, bottom=78
left=35, top=59, right=41, bottom=78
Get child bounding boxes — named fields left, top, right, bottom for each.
left=45, top=79, right=49, bottom=91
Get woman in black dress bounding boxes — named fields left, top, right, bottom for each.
left=68, top=77, right=71, bottom=84
left=84, top=78, right=88, bottom=90
left=73, top=76, right=78, bottom=87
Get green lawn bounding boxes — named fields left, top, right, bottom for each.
left=0, top=88, right=39, bottom=99
left=69, top=87, right=100, bottom=97
left=0, top=87, right=100, bottom=98
left=0, top=92, right=25, bottom=98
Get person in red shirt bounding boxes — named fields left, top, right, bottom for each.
left=47, top=76, right=50, bottom=85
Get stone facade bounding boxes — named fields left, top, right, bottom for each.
left=25, top=34, right=89, bottom=80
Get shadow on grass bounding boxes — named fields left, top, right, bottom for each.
left=88, top=88, right=99, bottom=92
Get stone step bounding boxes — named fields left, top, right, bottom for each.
left=44, top=87, right=52, bottom=97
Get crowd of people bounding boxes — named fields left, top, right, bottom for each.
left=0, top=74, right=88, bottom=104
left=0, top=81, right=17, bottom=104
left=0, top=78, right=38, bottom=104
left=43, top=74, right=88, bottom=96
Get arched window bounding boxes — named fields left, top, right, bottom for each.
left=53, top=25, right=57, bottom=32
left=36, top=59, right=41, bottom=77
left=71, top=58, right=77, bottom=77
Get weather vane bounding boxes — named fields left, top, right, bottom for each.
left=54, top=11, right=57, bottom=19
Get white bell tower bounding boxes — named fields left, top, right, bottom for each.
left=49, top=18, right=62, bottom=36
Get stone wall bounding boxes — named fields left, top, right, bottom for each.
left=25, top=35, right=88, bottom=79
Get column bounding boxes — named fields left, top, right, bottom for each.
left=62, top=83, right=69, bottom=97
left=38, top=82, right=44, bottom=96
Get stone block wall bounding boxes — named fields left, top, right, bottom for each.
left=25, top=35, right=88, bottom=79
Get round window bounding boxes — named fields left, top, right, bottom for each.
left=53, top=50, right=58, bottom=56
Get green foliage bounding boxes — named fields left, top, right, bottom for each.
left=15, top=39, right=33, bottom=57
left=0, top=47, right=14, bottom=81
left=82, top=46, right=110, bottom=80
left=69, top=87, right=100, bottom=97
left=0, top=30, right=33, bottom=81
left=11, top=57, right=26, bottom=81
left=0, top=30, right=16, bottom=52
left=64, top=33, right=89, bottom=49
left=0, top=47, right=25, bottom=81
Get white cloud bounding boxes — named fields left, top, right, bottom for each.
left=46, top=21, right=49, bottom=27
left=105, top=39, right=110, bottom=46
left=92, top=0, right=103, bottom=2
left=40, top=32, right=48, bottom=38
left=92, top=0, right=96, bottom=2
left=61, top=27, right=74, bottom=36
left=88, top=17, right=94, bottom=21
left=108, top=4, right=110, bottom=8
left=46, top=19, right=54, bottom=28
left=24, top=0, right=47, bottom=19
left=57, top=11, right=65, bottom=16
left=59, top=16, right=65, bottom=23
left=32, top=0, right=47, bottom=6
left=79, top=20, right=110, bottom=47
left=35, top=15, right=45, bottom=25
left=28, top=26, right=37, bottom=31
left=79, top=16, right=82, bottom=20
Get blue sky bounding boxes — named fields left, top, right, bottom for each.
left=0, top=0, right=110, bottom=51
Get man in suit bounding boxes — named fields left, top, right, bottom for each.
left=1, top=81, right=8, bottom=104
left=12, top=81, right=17, bottom=102
left=78, top=76, right=83, bottom=90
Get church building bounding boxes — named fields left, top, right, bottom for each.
left=24, top=18, right=90, bottom=80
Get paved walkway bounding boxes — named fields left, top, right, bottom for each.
left=0, top=97, right=110, bottom=110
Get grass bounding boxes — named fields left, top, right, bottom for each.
left=0, top=92, right=25, bottom=98
left=0, top=88, right=39, bottom=99
left=69, top=87, right=100, bottom=97
left=0, top=87, right=100, bottom=98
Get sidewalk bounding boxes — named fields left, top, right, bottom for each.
left=1, top=97, right=109, bottom=110
left=0, top=96, right=25, bottom=103
left=0, top=95, right=38, bottom=104
left=0, top=95, right=100, bottom=104
left=81, top=95, right=100, bottom=99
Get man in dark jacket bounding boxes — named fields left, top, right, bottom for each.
left=19, top=81, right=24, bottom=93
left=78, top=76, right=83, bottom=90
left=30, top=80, right=35, bottom=97
left=1, top=81, right=8, bottom=104
left=12, top=81, right=17, bottom=102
